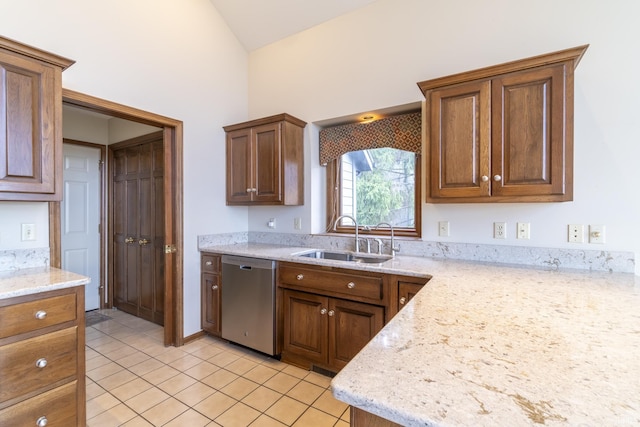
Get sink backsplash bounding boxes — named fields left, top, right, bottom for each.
left=199, top=232, right=635, bottom=274
left=0, top=248, right=51, bottom=272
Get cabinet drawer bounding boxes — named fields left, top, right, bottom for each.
left=280, top=265, right=383, bottom=302
left=0, top=380, right=77, bottom=427
left=0, top=327, right=77, bottom=403
left=0, top=293, right=77, bottom=339
left=201, top=254, right=221, bottom=273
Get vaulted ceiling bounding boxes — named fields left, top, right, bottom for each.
left=210, top=0, right=379, bottom=51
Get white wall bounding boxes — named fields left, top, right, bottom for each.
left=247, top=0, right=640, bottom=271
left=0, top=0, right=250, bottom=336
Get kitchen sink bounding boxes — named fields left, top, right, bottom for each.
left=295, top=250, right=392, bottom=264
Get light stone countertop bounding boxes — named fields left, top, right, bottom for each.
left=200, top=243, right=640, bottom=426
left=0, top=267, right=90, bottom=300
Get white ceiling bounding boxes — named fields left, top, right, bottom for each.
left=210, top=0, right=379, bottom=51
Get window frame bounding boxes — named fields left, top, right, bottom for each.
left=326, top=151, right=422, bottom=238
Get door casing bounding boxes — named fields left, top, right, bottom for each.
left=50, top=89, right=184, bottom=347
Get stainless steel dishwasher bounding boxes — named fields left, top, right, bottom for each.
left=221, top=255, right=276, bottom=355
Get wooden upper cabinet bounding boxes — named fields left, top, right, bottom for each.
left=419, top=45, right=588, bottom=203
left=0, top=36, right=74, bottom=201
left=224, top=113, right=306, bottom=205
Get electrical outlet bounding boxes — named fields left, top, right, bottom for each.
left=493, top=222, right=507, bottom=239
left=267, top=218, right=276, bottom=229
left=21, top=223, right=36, bottom=241
left=568, top=224, right=584, bottom=243
left=438, top=221, right=450, bottom=237
left=516, top=222, right=530, bottom=239
left=589, top=224, right=605, bottom=244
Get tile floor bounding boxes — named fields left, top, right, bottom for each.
left=85, top=309, right=350, bottom=426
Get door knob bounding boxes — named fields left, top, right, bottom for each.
left=125, top=237, right=135, bottom=244
left=138, top=238, right=149, bottom=246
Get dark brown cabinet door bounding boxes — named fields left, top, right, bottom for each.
left=0, top=48, right=64, bottom=200
left=253, top=122, right=282, bottom=203
left=201, top=272, right=221, bottom=335
left=397, top=281, right=424, bottom=311
left=112, top=134, right=164, bottom=325
left=282, top=290, right=328, bottom=366
left=226, top=128, right=253, bottom=203
left=224, top=113, right=305, bottom=206
left=329, top=298, right=384, bottom=371
left=429, top=80, right=491, bottom=199
left=492, top=64, right=567, bottom=198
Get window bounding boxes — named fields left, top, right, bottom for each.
left=327, top=147, right=421, bottom=237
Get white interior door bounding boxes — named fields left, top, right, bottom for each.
left=62, top=144, right=101, bottom=311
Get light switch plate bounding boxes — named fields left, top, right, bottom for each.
left=438, top=221, right=450, bottom=237
left=589, top=224, right=605, bottom=244
left=21, top=223, right=36, bottom=241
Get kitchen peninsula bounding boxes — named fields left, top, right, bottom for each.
left=200, top=243, right=640, bottom=426
left=0, top=267, right=89, bottom=426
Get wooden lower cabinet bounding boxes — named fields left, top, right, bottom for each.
left=201, top=254, right=222, bottom=336
left=397, top=280, right=425, bottom=311
left=351, top=407, right=402, bottom=427
left=0, top=286, right=85, bottom=426
left=282, top=289, right=384, bottom=372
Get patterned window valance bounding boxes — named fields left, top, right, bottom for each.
left=319, top=112, right=422, bottom=165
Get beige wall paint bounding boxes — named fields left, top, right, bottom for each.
left=0, top=0, right=249, bottom=335
left=246, top=0, right=640, bottom=273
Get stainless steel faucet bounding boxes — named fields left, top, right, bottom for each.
left=334, top=214, right=360, bottom=253
left=375, top=222, right=399, bottom=257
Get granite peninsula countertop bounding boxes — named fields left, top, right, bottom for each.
left=0, top=267, right=89, bottom=300
left=200, top=243, right=640, bottom=426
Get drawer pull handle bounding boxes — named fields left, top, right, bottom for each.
left=36, top=358, right=48, bottom=369
left=205, top=261, right=213, bottom=266
left=296, top=274, right=304, bottom=280
left=347, top=282, right=355, bottom=289
left=328, top=310, right=335, bottom=317
left=35, top=310, right=47, bottom=320
left=37, top=416, right=48, bottom=427
left=399, top=297, right=407, bottom=305
left=320, top=308, right=327, bottom=315
left=212, top=285, right=219, bottom=290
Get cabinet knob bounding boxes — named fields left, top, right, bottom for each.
left=399, top=297, right=407, bottom=305
left=320, top=308, right=327, bottom=315
left=296, top=274, right=304, bottom=280
left=35, top=358, right=48, bottom=369
left=35, top=310, right=47, bottom=320
left=328, top=310, right=335, bottom=317
left=205, top=261, right=213, bottom=266
left=211, top=285, right=219, bottom=290
left=481, top=175, right=489, bottom=182
left=493, top=175, right=502, bottom=182
left=36, top=416, right=48, bottom=427
left=347, top=282, right=355, bottom=289
left=125, top=237, right=135, bottom=244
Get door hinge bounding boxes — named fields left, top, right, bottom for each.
left=164, top=244, right=177, bottom=254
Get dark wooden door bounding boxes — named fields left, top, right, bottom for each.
left=226, top=128, right=253, bottom=204
left=112, top=133, right=164, bottom=325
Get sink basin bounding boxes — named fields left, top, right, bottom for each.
left=296, top=250, right=392, bottom=264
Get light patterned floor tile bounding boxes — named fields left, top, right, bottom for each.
left=264, top=396, right=307, bottom=425
left=285, top=380, right=324, bottom=405
left=193, top=391, right=237, bottom=420
left=124, top=386, right=170, bottom=414
left=215, top=402, right=261, bottom=427
left=87, top=403, right=136, bottom=426
left=141, top=397, right=189, bottom=426
left=292, top=407, right=338, bottom=427
left=164, top=409, right=212, bottom=427
left=242, top=386, right=282, bottom=412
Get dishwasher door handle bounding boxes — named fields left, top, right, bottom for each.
left=239, top=265, right=253, bottom=270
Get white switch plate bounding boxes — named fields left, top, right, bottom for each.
left=589, top=224, right=605, bottom=244
left=21, top=223, right=36, bottom=241
left=438, top=221, right=450, bottom=237
left=493, top=222, right=507, bottom=239
left=267, top=218, right=276, bottom=229
left=516, top=222, right=530, bottom=239
left=294, top=217, right=302, bottom=230
left=568, top=224, right=584, bottom=243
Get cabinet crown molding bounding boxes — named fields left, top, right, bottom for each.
left=0, top=35, right=75, bottom=70
left=417, top=44, right=588, bottom=94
